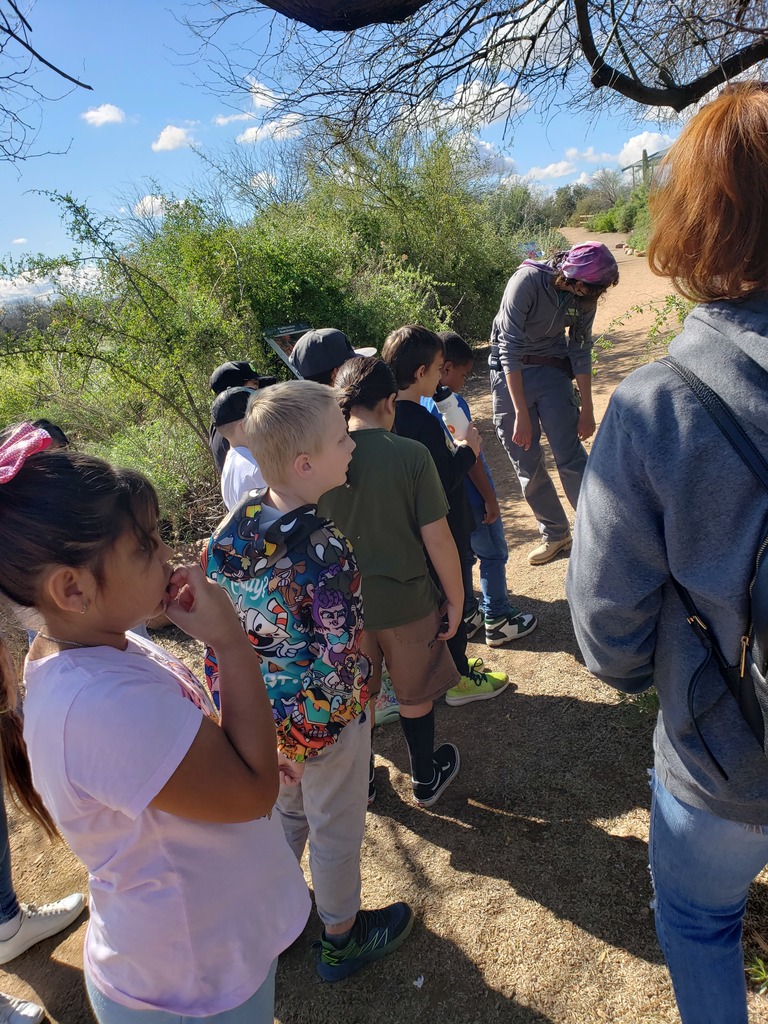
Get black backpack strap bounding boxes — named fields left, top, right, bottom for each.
left=660, top=357, right=768, bottom=494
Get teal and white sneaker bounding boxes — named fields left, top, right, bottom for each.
left=316, top=903, right=415, bottom=981
left=374, top=668, right=400, bottom=726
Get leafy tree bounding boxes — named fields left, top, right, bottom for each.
left=299, top=129, right=564, bottom=336
left=0, top=184, right=455, bottom=531
left=589, top=169, right=630, bottom=209
left=538, top=183, right=589, bottom=227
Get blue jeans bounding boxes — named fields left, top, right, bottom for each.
left=0, top=783, right=20, bottom=926
left=649, top=770, right=768, bottom=1024
left=466, top=511, right=511, bottom=619
left=85, top=960, right=277, bottom=1024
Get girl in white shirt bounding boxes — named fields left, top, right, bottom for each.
left=0, top=422, right=309, bottom=1024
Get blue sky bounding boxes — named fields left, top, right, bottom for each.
left=0, top=0, right=678, bottom=289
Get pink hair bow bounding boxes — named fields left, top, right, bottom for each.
left=0, top=423, right=52, bottom=484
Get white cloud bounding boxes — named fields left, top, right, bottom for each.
left=618, top=131, right=674, bottom=169
left=0, top=274, right=49, bottom=303
left=526, top=160, right=576, bottom=181
left=565, top=145, right=618, bottom=164
left=484, top=4, right=571, bottom=73
left=236, top=113, right=302, bottom=145
left=215, top=82, right=282, bottom=127
left=81, top=103, right=126, bottom=127
left=571, top=171, right=594, bottom=186
left=248, top=172, right=278, bottom=190
left=133, top=194, right=167, bottom=218
left=151, top=125, right=194, bottom=152
left=450, top=81, right=530, bottom=127
left=247, top=79, right=281, bottom=110
left=0, top=265, right=101, bottom=304
left=473, top=138, right=517, bottom=174
left=213, top=112, right=254, bottom=126
left=11, top=237, right=27, bottom=245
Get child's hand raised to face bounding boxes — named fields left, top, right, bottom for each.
left=164, top=565, right=243, bottom=647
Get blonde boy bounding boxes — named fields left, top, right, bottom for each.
left=204, top=380, right=413, bottom=981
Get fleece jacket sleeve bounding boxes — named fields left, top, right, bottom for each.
left=494, top=269, right=538, bottom=374
left=566, top=394, right=669, bottom=693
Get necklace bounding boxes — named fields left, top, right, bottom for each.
left=36, top=631, right=94, bottom=649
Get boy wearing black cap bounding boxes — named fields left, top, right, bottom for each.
left=211, top=387, right=265, bottom=511
left=289, top=328, right=376, bottom=384
left=209, top=361, right=265, bottom=473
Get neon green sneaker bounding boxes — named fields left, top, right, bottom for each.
left=445, top=658, right=509, bottom=706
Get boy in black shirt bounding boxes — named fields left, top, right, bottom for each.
left=382, top=325, right=508, bottom=704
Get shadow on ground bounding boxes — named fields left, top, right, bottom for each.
left=370, top=690, right=660, bottom=965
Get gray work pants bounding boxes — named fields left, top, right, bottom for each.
left=491, top=365, right=586, bottom=542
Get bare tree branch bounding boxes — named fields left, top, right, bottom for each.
left=187, top=0, right=768, bottom=136
left=0, top=0, right=92, bottom=162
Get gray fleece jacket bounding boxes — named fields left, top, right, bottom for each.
left=566, top=294, right=768, bottom=824
left=490, top=264, right=597, bottom=376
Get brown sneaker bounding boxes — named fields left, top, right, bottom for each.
left=528, top=535, right=572, bottom=565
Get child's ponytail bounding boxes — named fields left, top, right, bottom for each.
left=335, top=356, right=397, bottom=420
left=0, top=637, right=57, bottom=838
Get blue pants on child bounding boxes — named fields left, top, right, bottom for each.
left=0, top=783, right=20, bottom=927
left=466, top=510, right=512, bottom=620
left=649, top=769, right=768, bottom=1024
left=85, top=962, right=277, bottom=1024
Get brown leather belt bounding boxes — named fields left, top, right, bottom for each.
left=521, top=354, right=573, bottom=376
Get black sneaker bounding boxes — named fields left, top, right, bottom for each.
left=413, top=743, right=460, bottom=808
left=368, top=751, right=376, bottom=806
left=316, top=902, right=414, bottom=981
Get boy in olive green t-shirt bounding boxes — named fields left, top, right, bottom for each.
left=321, top=358, right=463, bottom=809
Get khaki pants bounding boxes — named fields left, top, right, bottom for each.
left=276, top=714, right=370, bottom=928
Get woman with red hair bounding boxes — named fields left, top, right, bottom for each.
left=568, top=82, right=768, bottom=1024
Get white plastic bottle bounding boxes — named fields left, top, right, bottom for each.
left=434, top=386, right=470, bottom=442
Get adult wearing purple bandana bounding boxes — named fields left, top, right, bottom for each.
left=488, top=242, right=619, bottom=565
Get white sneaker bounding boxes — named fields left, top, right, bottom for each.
left=0, top=894, right=87, bottom=965
left=528, top=535, right=572, bottom=565
left=0, top=992, right=44, bottom=1024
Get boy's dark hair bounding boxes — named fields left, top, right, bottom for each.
left=304, top=368, right=335, bottom=386
left=32, top=419, right=69, bottom=448
left=438, top=331, right=474, bottom=367
left=381, top=325, right=444, bottom=390
left=335, top=357, right=397, bottom=420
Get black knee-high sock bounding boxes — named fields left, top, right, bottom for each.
left=399, top=710, right=435, bottom=785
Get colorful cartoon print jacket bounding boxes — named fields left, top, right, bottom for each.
left=204, top=491, right=370, bottom=762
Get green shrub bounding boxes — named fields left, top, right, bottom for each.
left=589, top=210, right=617, bottom=232
left=627, top=204, right=652, bottom=251
left=91, top=419, right=219, bottom=539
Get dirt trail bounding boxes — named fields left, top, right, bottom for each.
left=4, top=233, right=768, bottom=1024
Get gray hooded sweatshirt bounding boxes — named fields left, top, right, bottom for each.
left=566, top=294, right=768, bottom=824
